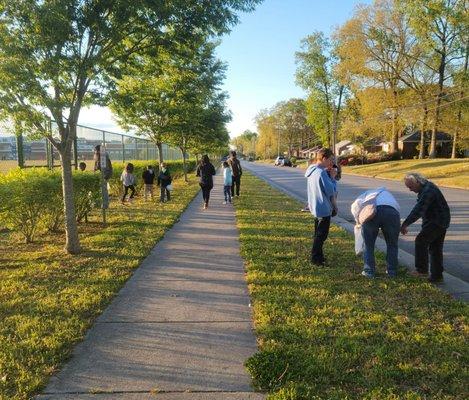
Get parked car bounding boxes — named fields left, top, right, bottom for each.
left=274, top=156, right=292, bottom=167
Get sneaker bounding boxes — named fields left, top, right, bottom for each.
left=361, top=270, right=375, bottom=278
left=223, top=201, right=227, bottom=205
left=428, top=275, right=443, bottom=283
left=203, top=204, right=207, bottom=210
left=409, top=270, right=427, bottom=278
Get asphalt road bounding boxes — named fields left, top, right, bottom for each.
left=242, top=161, right=469, bottom=283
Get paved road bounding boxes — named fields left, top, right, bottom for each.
left=243, top=162, right=469, bottom=283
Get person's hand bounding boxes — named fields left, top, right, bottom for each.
left=400, top=224, right=408, bottom=235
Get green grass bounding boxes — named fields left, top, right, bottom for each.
left=0, top=178, right=200, bottom=400
left=234, top=172, right=469, bottom=400
left=344, top=159, right=469, bottom=190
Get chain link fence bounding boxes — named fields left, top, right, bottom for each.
left=0, top=122, right=181, bottom=173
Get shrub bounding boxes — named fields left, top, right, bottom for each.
left=0, top=169, right=54, bottom=242
left=0, top=168, right=100, bottom=242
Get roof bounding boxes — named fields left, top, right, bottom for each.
left=335, top=140, right=352, bottom=148
left=400, top=131, right=452, bottom=143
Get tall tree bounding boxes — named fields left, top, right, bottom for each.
left=296, top=32, right=346, bottom=151
left=400, top=0, right=467, bottom=157
left=0, top=0, right=261, bottom=253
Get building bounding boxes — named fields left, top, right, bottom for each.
left=398, top=131, right=453, bottom=159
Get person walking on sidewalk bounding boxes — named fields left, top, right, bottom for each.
left=157, top=163, right=172, bottom=203
left=228, top=150, right=242, bottom=197
left=120, top=163, right=136, bottom=204
left=351, top=188, right=401, bottom=278
left=142, top=165, right=156, bottom=201
left=222, top=161, right=232, bottom=204
left=196, top=155, right=216, bottom=209
left=400, top=172, right=451, bottom=283
left=304, top=148, right=337, bottom=266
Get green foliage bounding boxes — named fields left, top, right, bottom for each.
left=0, top=176, right=200, bottom=399
left=0, top=169, right=100, bottom=242
left=107, top=159, right=197, bottom=195
left=235, top=173, right=468, bottom=399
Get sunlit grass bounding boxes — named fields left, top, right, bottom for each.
left=0, top=178, right=200, bottom=399
left=235, top=172, right=468, bottom=400
left=344, top=159, right=469, bottom=189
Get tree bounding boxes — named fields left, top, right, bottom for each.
left=231, top=130, right=258, bottom=157
left=336, top=0, right=409, bottom=152
left=400, top=0, right=467, bottom=157
left=296, top=32, right=346, bottom=151
left=0, top=0, right=261, bottom=253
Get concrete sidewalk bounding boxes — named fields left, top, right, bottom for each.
left=244, top=164, right=469, bottom=302
left=38, top=174, right=264, bottom=399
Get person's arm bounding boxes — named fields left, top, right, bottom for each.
left=401, top=186, right=433, bottom=233
left=196, top=166, right=200, bottom=177
left=238, top=160, right=242, bottom=175
left=211, top=164, right=216, bottom=175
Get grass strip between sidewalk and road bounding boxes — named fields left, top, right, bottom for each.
left=343, top=159, right=469, bottom=190
left=234, top=172, right=468, bottom=400
left=0, top=178, right=200, bottom=400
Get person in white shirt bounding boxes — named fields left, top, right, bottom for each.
left=351, top=188, right=401, bottom=278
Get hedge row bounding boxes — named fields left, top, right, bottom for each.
left=0, top=160, right=197, bottom=243
left=0, top=168, right=101, bottom=243
left=108, top=159, right=197, bottom=195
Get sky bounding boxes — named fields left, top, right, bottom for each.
left=78, top=0, right=371, bottom=138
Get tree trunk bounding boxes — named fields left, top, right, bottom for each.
left=180, top=146, right=188, bottom=182
left=59, top=143, right=81, bottom=254
left=391, top=88, right=399, bottom=153
left=429, top=53, right=446, bottom=158
left=332, top=85, right=344, bottom=156
left=157, top=142, right=163, bottom=165
left=419, top=106, right=428, bottom=159
left=452, top=45, right=468, bottom=159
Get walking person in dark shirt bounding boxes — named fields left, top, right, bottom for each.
left=228, top=150, right=242, bottom=197
left=400, top=172, right=451, bottom=283
left=142, top=165, right=156, bottom=201
left=196, top=155, right=216, bottom=209
left=157, top=163, right=172, bottom=203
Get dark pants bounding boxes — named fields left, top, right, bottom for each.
left=122, top=185, right=135, bottom=202
left=224, top=185, right=232, bottom=202
left=160, top=185, right=170, bottom=202
left=415, top=223, right=446, bottom=279
left=231, top=175, right=241, bottom=196
left=200, top=183, right=213, bottom=205
left=311, top=216, right=331, bottom=264
left=362, top=205, right=400, bottom=276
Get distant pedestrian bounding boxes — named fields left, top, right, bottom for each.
left=351, top=188, right=401, bottom=278
left=157, top=163, right=172, bottom=203
left=142, top=165, right=156, bottom=201
left=304, top=148, right=337, bottom=266
left=400, top=173, right=450, bottom=283
left=228, top=150, right=242, bottom=197
left=78, top=161, right=87, bottom=171
left=196, top=155, right=216, bottom=209
left=222, top=161, right=232, bottom=204
left=120, top=163, right=136, bottom=204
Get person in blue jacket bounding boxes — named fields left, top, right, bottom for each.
left=304, top=148, right=337, bottom=266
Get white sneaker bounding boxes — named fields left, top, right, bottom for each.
left=223, top=201, right=227, bottom=204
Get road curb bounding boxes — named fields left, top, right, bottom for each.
left=245, top=165, right=469, bottom=302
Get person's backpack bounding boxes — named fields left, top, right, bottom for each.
left=230, top=158, right=241, bottom=176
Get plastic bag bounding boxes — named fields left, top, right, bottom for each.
left=354, top=224, right=364, bottom=255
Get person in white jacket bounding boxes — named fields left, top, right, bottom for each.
left=351, top=188, right=400, bottom=278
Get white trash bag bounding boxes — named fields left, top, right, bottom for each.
left=354, top=224, right=364, bottom=255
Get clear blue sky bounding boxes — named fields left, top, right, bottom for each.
left=79, top=0, right=370, bottom=137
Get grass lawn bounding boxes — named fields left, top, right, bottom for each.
left=343, top=159, right=469, bottom=190
left=234, top=172, right=468, bottom=400
left=0, top=178, right=200, bottom=399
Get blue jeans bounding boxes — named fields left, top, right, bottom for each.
left=224, top=185, right=232, bottom=202
left=362, top=205, right=400, bottom=277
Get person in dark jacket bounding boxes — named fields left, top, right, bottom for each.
left=142, top=165, right=156, bottom=201
left=228, top=150, right=242, bottom=197
left=401, top=172, right=451, bottom=283
left=196, top=155, right=216, bottom=209
left=157, top=163, right=172, bottom=203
